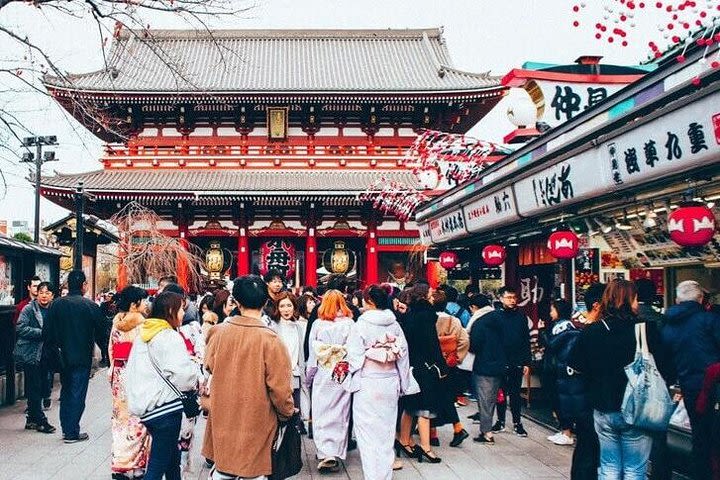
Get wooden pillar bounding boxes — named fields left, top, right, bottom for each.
left=365, top=223, right=379, bottom=286
left=305, top=225, right=318, bottom=287
left=237, top=226, right=250, bottom=276
left=177, top=224, right=190, bottom=292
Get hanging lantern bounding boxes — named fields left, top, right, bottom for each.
left=259, top=240, right=296, bottom=279
left=205, top=242, right=225, bottom=280
left=481, top=244, right=506, bottom=266
left=548, top=229, right=580, bottom=259
left=322, top=241, right=356, bottom=274
left=668, top=203, right=716, bottom=247
left=438, top=250, right=459, bottom=270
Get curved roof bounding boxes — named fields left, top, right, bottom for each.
left=44, top=28, right=501, bottom=94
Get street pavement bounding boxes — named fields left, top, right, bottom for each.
left=0, top=371, right=572, bottom=479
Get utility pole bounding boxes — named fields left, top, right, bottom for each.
left=21, top=135, right=58, bottom=243
left=72, top=181, right=96, bottom=271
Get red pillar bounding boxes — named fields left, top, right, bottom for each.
left=305, top=226, right=318, bottom=287
left=237, top=227, right=250, bottom=276
left=117, top=232, right=128, bottom=290
left=177, top=224, right=190, bottom=292
left=365, top=223, right=379, bottom=286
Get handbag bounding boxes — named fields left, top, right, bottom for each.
left=621, top=322, right=675, bottom=431
left=270, top=413, right=303, bottom=480
left=147, top=346, right=201, bottom=419
left=438, top=334, right=459, bottom=368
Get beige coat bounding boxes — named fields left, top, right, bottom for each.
left=436, top=314, right=470, bottom=363
left=201, top=315, right=295, bottom=477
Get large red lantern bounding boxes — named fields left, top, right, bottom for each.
left=548, top=229, right=580, bottom=259
left=439, top=251, right=459, bottom=270
left=668, top=203, right=716, bottom=247
left=482, top=244, right=506, bottom=266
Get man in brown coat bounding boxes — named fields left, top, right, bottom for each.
left=202, top=275, right=295, bottom=479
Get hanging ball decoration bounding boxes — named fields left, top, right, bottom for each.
left=481, top=244, right=506, bottom=266
left=667, top=203, right=716, bottom=247
left=439, top=251, right=460, bottom=270
left=547, top=229, right=580, bottom=259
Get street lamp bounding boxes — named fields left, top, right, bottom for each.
left=21, top=135, right=59, bottom=243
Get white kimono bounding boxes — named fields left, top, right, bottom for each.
left=306, top=316, right=354, bottom=460
left=345, top=309, right=411, bottom=480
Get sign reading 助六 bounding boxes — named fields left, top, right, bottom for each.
left=463, top=187, right=519, bottom=233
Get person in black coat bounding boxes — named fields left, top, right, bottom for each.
left=489, top=286, right=531, bottom=437
left=45, top=270, right=107, bottom=443
left=396, top=283, right=445, bottom=463
left=569, top=279, right=671, bottom=480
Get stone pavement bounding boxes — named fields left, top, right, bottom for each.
left=0, top=371, right=572, bottom=480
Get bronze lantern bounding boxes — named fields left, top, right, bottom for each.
left=322, top=241, right=356, bottom=275
left=205, top=242, right=225, bottom=280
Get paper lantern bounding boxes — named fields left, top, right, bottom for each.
left=481, top=244, right=506, bottom=266
left=548, top=229, right=580, bottom=259
left=438, top=251, right=459, bottom=270
left=259, top=240, right=296, bottom=279
left=668, top=203, right=716, bottom=247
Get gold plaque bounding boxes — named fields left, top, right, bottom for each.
left=267, top=107, right=288, bottom=141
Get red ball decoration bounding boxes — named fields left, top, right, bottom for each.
left=481, top=245, right=506, bottom=266
left=668, top=203, right=716, bottom=247
left=547, top=230, right=580, bottom=259
left=438, top=251, right=459, bottom=270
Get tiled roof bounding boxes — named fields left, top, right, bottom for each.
left=44, top=28, right=501, bottom=93
left=40, top=169, right=422, bottom=193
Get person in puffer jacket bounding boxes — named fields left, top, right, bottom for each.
left=125, top=291, right=200, bottom=480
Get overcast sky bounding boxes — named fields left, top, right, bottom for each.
left=0, top=0, right=684, bottom=227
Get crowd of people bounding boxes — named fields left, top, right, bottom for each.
left=9, top=267, right=720, bottom=480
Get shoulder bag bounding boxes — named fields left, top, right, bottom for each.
left=621, top=322, right=675, bottom=431
left=147, top=344, right=201, bottom=419
left=269, top=412, right=303, bottom=480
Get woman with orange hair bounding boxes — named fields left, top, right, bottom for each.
left=306, top=289, right=355, bottom=473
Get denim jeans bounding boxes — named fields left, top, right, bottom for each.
left=144, top=411, right=183, bottom=480
left=594, top=410, right=653, bottom=480
left=59, top=366, right=90, bottom=439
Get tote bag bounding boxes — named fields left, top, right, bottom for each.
left=621, top=323, right=675, bottom=431
left=270, top=413, right=303, bottom=480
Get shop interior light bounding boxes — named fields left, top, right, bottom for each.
left=594, top=218, right=613, bottom=234
left=584, top=218, right=599, bottom=236
left=615, top=209, right=633, bottom=231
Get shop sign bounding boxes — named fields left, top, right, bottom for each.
left=514, top=153, right=613, bottom=216
left=605, top=90, right=720, bottom=188
left=419, top=222, right=433, bottom=246
left=463, top=187, right=519, bottom=234
left=429, top=208, right=468, bottom=244
left=529, top=81, right=626, bottom=129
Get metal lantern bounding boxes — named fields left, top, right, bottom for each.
left=481, top=244, right=506, bottom=266
left=438, top=250, right=459, bottom=270
left=548, top=229, right=580, bottom=259
left=668, top=203, right=716, bottom=247
left=205, top=242, right=225, bottom=280
left=322, top=241, right=356, bottom=274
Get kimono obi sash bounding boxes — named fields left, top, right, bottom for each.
left=314, top=342, right=347, bottom=370
left=112, top=341, right=133, bottom=365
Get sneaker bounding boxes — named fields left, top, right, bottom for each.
left=491, top=421, right=505, bottom=433
left=467, top=412, right=480, bottom=424
left=513, top=423, right=528, bottom=437
left=551, top=433, right=574, bottom=445
left=63, top=432, right=89, bottom=444
left=36, top=421, right=56, bottom=434
left=42, top=398, right=51, bottom=411
left=547, top=432, right=562, bottom=442
left=24, top=420, right=38, bottom=430
left=455, top=396, right=469, bottom=407
left=473, top=434, right=495, bottom=444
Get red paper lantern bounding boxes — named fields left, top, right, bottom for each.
left=668, top=203, right=716, bottom=247
left=481, top=244, right=506, bottom=266
left=438, top=251, right=459, bottom=270
left=548, top=229, right=580, bottom=259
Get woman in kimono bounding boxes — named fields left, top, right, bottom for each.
left=306, top=290, right=354, bottom=473
left=346, top=285, right=411, bottom=480
left=108, top=286, right=150, bottom=479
